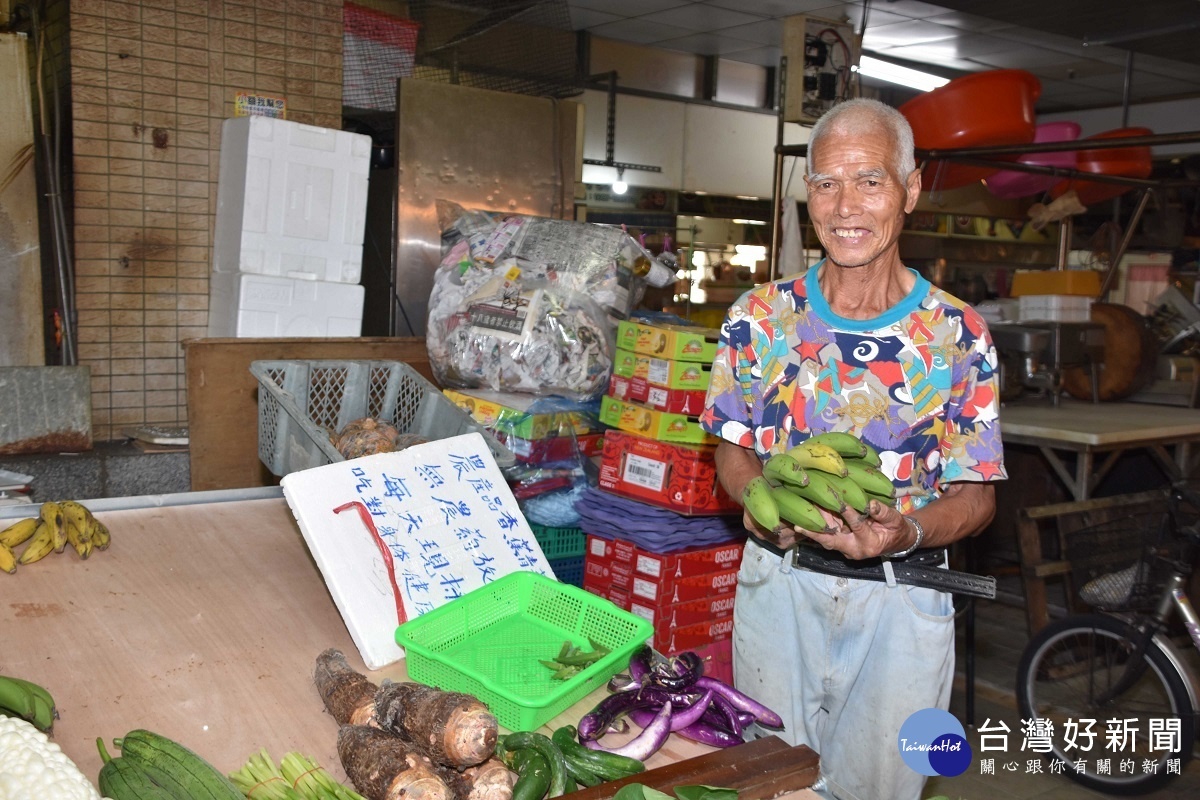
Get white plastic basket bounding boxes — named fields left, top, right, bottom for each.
left=251, top=359, right=516, bottom=476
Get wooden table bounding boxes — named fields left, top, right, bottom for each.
left=1000, top=398, right=1200, bottom=501
left=1, top=496, right=818, bottom=798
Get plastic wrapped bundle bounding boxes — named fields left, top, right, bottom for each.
left=427, top=208, right=661, bottom=400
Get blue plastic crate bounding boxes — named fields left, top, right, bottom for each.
left=549, top=556, right=584, bottom=588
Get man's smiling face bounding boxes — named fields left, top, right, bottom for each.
left=805, top=126, right=920, bottom=271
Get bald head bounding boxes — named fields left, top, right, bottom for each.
left=806, top=99, right=916, bottom=179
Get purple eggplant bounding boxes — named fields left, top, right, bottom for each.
left=628, top=708, right=743, bottom=749
left=704, top=692, right=744, bottom=737
left=578, top=685, right=701, bottom=740
left=695, top=676, right=785, bottom=729
left=584, top=701, right=673, bottom=760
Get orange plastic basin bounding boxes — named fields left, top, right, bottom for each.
left=900, top=69, right=1041, bottom=190
left=1051, top=127, right=1153, bottom=206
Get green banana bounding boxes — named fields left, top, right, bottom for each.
left=857, top=441, right=883, bottom=468
left=820, top=472, right=870, bottom=514
left=786, top=440, right=848, bottom=477
left=0, top=517, right=39, bottom=548
left=771, top=487, right=829, bottom=531
left=843, top=460, right=896, bottom=499
left=762, top=453, right=809, bottom=488
left=787, top=470, right=847, bottom=513
left=863, top=490, right=897, bottom=511
left=806, top=431, right=868, bottom=458
left=742, top=476, right=781, bottom=531
left=0, top=675, right=56, bottom=731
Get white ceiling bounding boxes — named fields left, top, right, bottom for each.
left=566, top=0, right=1200, bottom=113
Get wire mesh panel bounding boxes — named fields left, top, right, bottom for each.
left=344, top=0, right=582, bottom=110
left=1070, top=510, right=1172, bottom=611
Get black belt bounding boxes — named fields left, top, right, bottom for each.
left=753, top=538, right=996, bottom=600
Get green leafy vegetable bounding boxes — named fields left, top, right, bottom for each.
left=613, top=784, right=737, bottom=800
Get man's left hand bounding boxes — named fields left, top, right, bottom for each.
left=799, top=500, right=913, bottom=559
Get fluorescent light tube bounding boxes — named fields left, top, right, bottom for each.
left=856, top=56, right=950, bottom=92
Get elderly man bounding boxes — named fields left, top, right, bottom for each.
left=700, top=98, right=1006, bottom=800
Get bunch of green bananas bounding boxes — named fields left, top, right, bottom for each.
left=0, top=500, right=111, bottom=573
left=0, top=674, right=56, bottom=732
left=742, top=432, right=897, bottom=532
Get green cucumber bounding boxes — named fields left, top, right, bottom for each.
left=96, top=739, right=178, bottom=800
left=552, top=725, right=645, bottom=781
left=503, top=731, right=568, bottom=798
left=511, top=748, right=553, bottom=800
left=114, top=729, right=243, bottom=800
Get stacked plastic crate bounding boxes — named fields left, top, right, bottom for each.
left=207, top=116, right=372, bottom=338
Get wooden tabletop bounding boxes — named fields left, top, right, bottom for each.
left=1, top=496, right=818, bottom=797
left=1000, top=398, right=1200, bottom=447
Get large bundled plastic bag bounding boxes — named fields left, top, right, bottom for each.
left=426, top=206, right=661, bottom=400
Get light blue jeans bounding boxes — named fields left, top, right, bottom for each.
left=732, top=538, right=956, bottom=800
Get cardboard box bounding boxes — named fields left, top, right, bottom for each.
left=607, top=374, right=708, bottom=416
left=582, top=579, right=632, bottom=611
left=597, top=430, right=739, bottom=515
left=1009, top=269, right=1102, bottom=298
left=653, top=616, right=735, bottom=654
left=612, top=349, right=713, bottom=391
left=599, top=396, right=717, bottom=446
left=689, top=637, right=733, bottom=683
left=585, top=534, right=744, bottom=580
left=628, top=593, right=737, bottom=629
left=443, top=388, right=600, bottom=440
left=616, top=319, right=719, bottom=363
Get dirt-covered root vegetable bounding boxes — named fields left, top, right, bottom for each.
left=314, top=648, right=379, bottom=726
left=374, top=681, right=499, bottom=768
left=435, top=757, right=515, bottom=800
left=338, top=725, right=454, bottom=800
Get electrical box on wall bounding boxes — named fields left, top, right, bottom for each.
left=781, top=15, right=860, bottom=125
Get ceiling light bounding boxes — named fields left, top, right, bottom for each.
left=855, top=56, right=950, bottom=92
left=612, top=168, right=628, bottom=195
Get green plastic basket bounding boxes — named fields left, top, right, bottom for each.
left=530, top=525, right=586, bottom=560
left=395, top=571, right=653, bottom=731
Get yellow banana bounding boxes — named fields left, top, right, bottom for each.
left=788, top=470, right=847, bottom=513
left=60, top=501, right=94, bottom=559
left=762, top=453, right=809, bottom=489
left=39, top=501, right=67, bottom=554
left=786, top=440, right=848, bottom=477
left=742, top=476, right=781, bottom=531
left=843, top=461, right=896, bottom=499
left=806, top=431, right=867, bottom=458
left=0, top=517, right=39, bottom=548
left=820, top=472, right=870, bottom=514
left=771, top=487, right=829, bottom=531
left=91, top=518, right=111, bottom=550
left=0, top=543, right=16, bottom=574
left=17, top=522, right=55, bottom=565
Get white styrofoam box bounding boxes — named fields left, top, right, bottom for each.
left=207, top=272, right=364, bottom=338
left=213, top=116, right=371, bottom=284
left=1018, top=294, right=1094, bottom=323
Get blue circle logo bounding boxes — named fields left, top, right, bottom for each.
left=898, top=708, right=972, bottom=777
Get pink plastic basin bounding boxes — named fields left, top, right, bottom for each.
left=983, top=121, right=1082, bottom=199
left=900, top=69, right=1041, bottom=190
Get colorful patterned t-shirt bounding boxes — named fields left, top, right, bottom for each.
left=700, top=264, right=1007, bottom=511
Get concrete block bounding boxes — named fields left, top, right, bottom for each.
left=0, top=366, right=92, bottom=455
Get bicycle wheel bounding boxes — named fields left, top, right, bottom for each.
left=1016, top=614, right=1195, bottom=795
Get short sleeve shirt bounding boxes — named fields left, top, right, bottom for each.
left=700, top=264, right=1007, bottom=512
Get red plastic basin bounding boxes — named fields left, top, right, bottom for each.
left=1051, top=127, right=1154, bottom=206
left=900, top=69, right=1041, bottom=190
left=983, top=121, right=1082, bottom=199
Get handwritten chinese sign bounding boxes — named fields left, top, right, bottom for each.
left=281, top=432, right=553, bottom=669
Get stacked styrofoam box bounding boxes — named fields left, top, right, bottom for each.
left=1018, top=294, right=1094, bottom=323
left=207, top=117, right=371, bottom=338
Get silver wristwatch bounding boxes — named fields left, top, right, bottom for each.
left=885, top=515, right=925, bottom=559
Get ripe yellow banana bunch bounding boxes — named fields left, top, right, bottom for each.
left=741, top=432, right=897, bottom=534
left=0, top=499, right=110, bottom=573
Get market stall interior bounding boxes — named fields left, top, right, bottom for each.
left=4, top=0, right=1200, bottom=798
